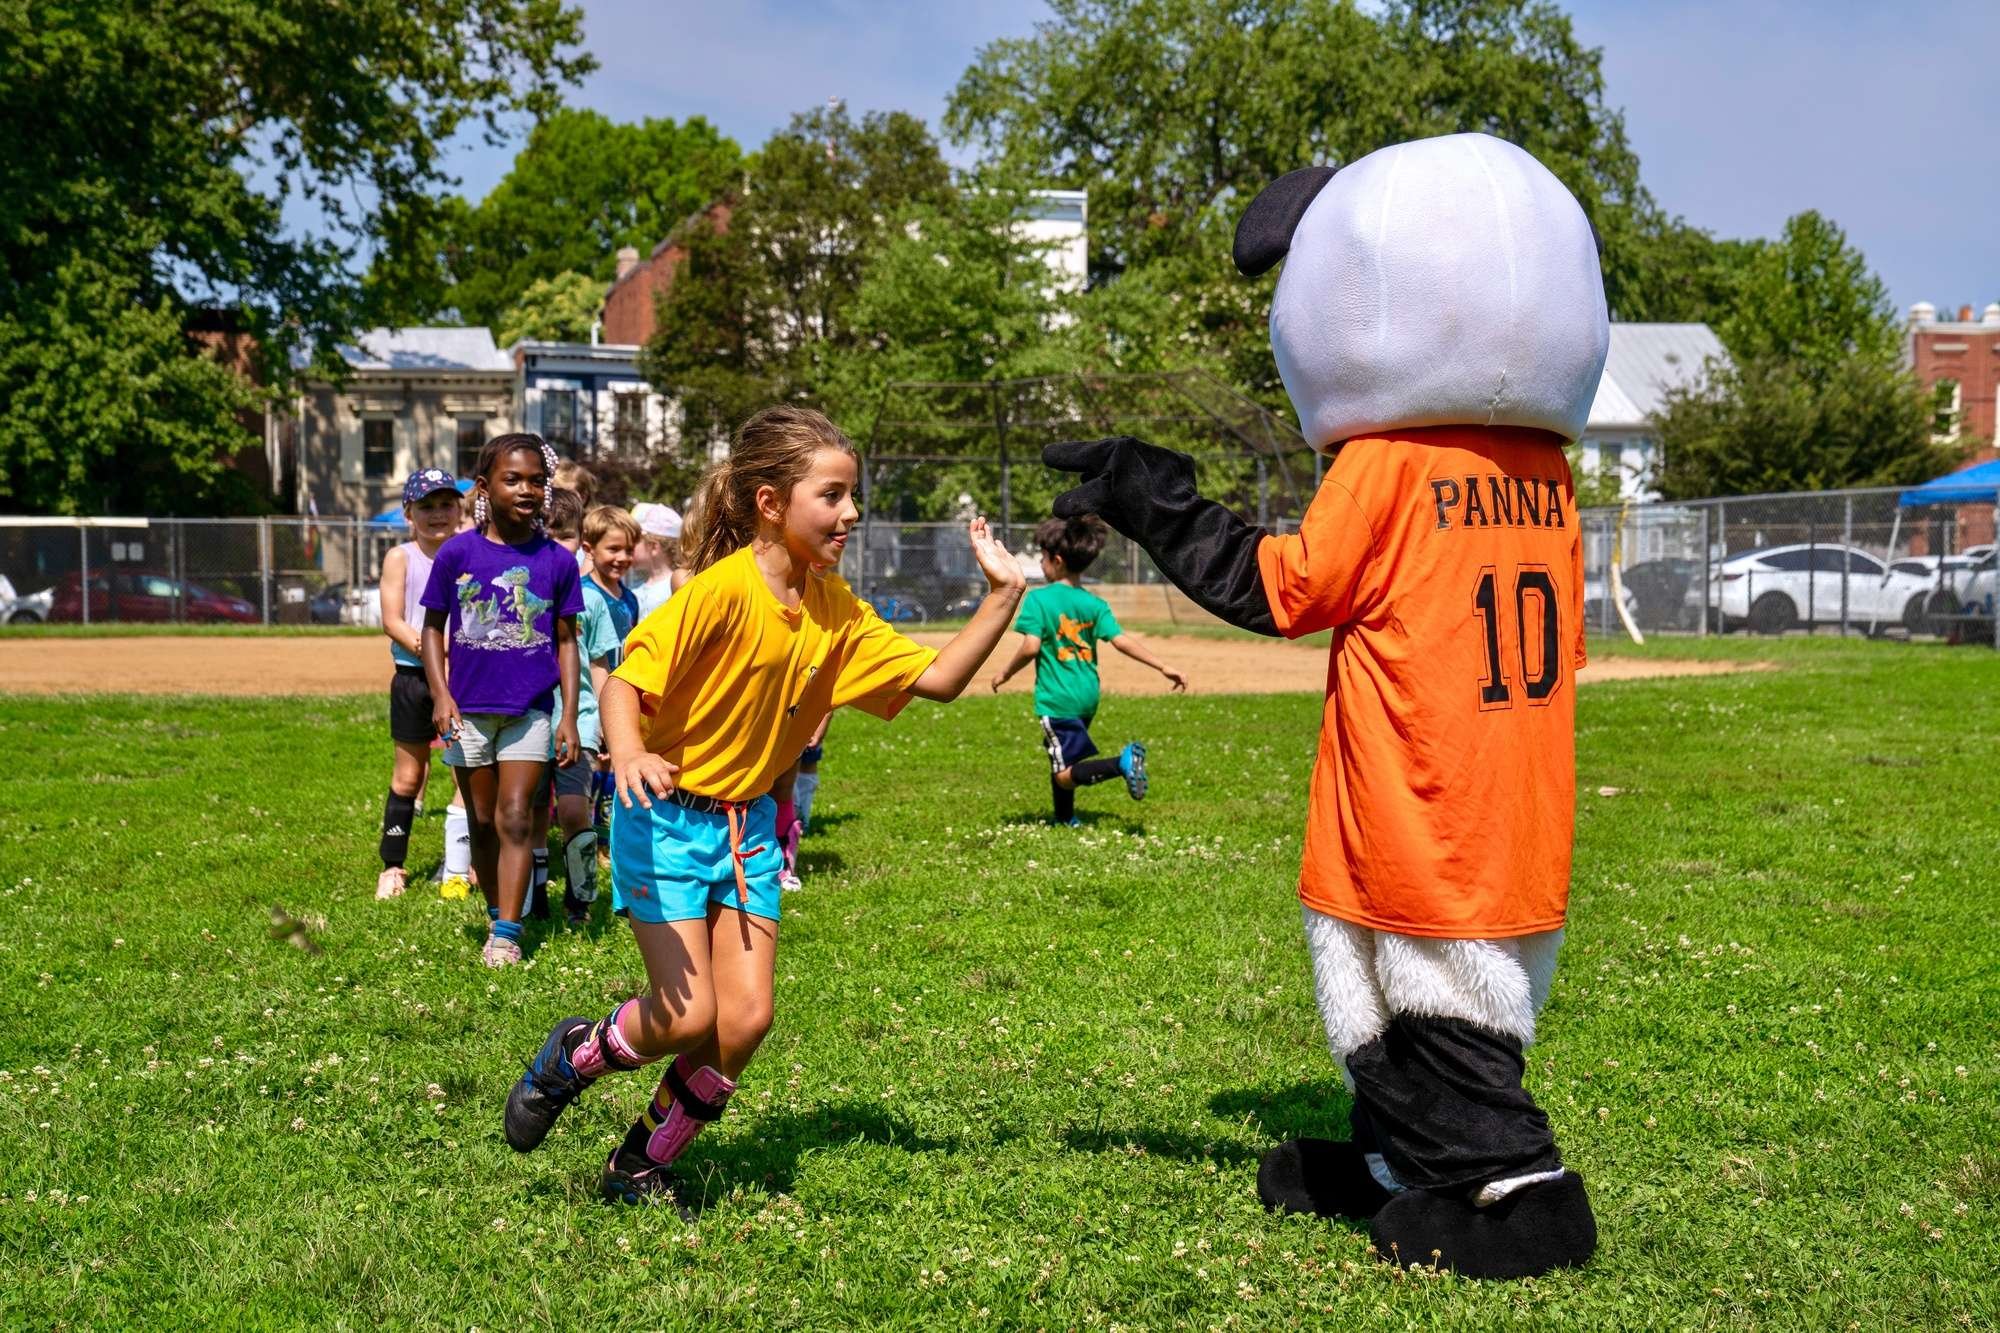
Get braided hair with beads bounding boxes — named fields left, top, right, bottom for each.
left=468, top=433, right=562, bottom=536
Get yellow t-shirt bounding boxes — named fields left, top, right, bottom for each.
left=611, top=546, right=940, bottom=802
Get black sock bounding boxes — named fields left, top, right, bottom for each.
left=614, top=1115, right=656, bottom=1172
left=1051, top=777, right=1076, bottom=823
left=529, top=848, right=551, bottom=917
left=379, top=791, right=417, bottom=868
left=1071, top=756, right=1124, bottom=787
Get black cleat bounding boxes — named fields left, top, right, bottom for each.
left=1370, top=1171, right=1597, bottom=1279
left=503, top=1016, right=592, bottom=1152
left=601, top=1150, right=692, bottom=1217
left=1256, top=1137, right=1395, bottom=1220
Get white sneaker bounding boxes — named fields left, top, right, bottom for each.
left=375, top=867, right=407, bottom=900
left=482, top=933, right=523, bottom=967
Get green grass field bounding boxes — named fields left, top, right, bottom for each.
left=2, top=636, right=1995, bottom=1328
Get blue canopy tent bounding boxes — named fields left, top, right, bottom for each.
left=1893, top=460, right=2000, bottom=645
left=369, top=478, right=475, bottom=526
left=1898, top=458, right=2000, bottom=507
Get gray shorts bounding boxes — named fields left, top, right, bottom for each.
left=551, top=750, right=600, bottom=799
left=443, top=710, right=551, bottom=767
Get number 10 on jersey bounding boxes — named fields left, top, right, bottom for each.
left=1473, top=565, right=1562, bottom=710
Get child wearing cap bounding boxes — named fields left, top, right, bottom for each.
left=629, top=502, right=686, bottom=619
left=375, top=469, right=464, bottom=899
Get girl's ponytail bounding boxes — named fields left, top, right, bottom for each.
left=683, top=461, right=750, bottom=574
left=682, top=406, right=855, bottom=574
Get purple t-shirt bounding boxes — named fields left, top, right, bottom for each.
left=419, top=529, right=583, bottom=716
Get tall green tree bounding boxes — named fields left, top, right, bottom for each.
left=495, top=269, right=607, bottom=346
left=1651, top=210, right=1962, bottom=499
left=378, top=109, right=741, bottom=328
left=944, top=0, right=1710, bottom=403
left=0, top=0, right=591, bottom=515
left=638, top=104, right=954, bottom=444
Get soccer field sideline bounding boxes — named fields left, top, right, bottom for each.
left=1, top=636, right=1993, bottom=1327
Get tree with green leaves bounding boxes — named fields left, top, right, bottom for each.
left=0, top=0, right=591, bottom=515
left=1651, top=211, right=1963, bottom=499
left=495, top=270, right=607, bottom=347
left=379, top=108, right=742, bottom=329
left=637, top=104, right=955, bottom=444
left=944, top=0, right=1717, bottom=406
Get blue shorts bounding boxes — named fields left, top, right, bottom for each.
left=609, top=793, right=784, bottom=924
left=1038, top=715, right=1097, bottom=774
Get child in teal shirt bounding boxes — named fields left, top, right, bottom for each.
left=990, top=515, right=1187, bottom=824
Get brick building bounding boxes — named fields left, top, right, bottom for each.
left=599, top=201, right=734, bottom=347
left=1908, top=301, right=2000, bottom=461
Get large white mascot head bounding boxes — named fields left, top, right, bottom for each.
left=1233, top=132, right=1610, bottom=454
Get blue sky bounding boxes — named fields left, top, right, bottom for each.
left=429, top=0, right=1993, bottom=314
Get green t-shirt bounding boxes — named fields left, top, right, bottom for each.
left=1013, top=582, right=1121, bottom=721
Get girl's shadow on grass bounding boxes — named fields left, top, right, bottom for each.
left=661, top=1103, right=1022, bottom=1214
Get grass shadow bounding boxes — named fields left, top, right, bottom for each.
left=1208, top=1081, right=1356, bottom=1143
left=665, top=1103, right=1018, bottom=1210
left=1059, top=1125, right=1262, bottom=1168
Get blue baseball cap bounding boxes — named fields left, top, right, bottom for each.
left=402, top=468, right=459, bottom=507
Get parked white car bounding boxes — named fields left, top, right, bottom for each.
left=1711, top=544, right=1933, bottom=634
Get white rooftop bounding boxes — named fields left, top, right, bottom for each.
left=1587, top=323, right=1727, bottom=431
left=329, top=327, right=514, bottom=373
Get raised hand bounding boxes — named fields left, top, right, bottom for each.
left=1041, top=436, right=1201, bottom=538
left=968, top=516, right=1026, bottom=594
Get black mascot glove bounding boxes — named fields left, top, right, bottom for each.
left=1044, top=436, right=1279, bottom=637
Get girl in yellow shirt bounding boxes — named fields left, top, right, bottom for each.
left=504, top=406, right=1025, bottom=1207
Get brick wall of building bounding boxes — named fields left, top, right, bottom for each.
left=599, top=201, right=734, bottom=348
left=1908, top=302, right=2000, bottom=461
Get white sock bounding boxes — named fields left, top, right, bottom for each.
left=794, top=770, right=820, bottom=833
left=444, top=804, right=471, bottom=877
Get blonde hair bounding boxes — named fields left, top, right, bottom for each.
left=685, top=406, right=856, bottom=573
left=582, top=504, right=642, bottom=548
left=553, top=459, right=597, bottom=509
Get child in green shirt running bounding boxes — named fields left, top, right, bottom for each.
left=990, top=515, right=1187, bottom=824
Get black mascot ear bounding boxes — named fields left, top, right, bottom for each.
left=1232, top=165, right=1337, bottom=277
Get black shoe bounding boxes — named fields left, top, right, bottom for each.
left=601, top=1149, right=691, bottom=1218
left=1370, top=1171, right=1596, bottom=1278
left=1256, top=1137, right=1395, bottom=1220
left=562, top=889, right=589, bottom=928
left=503, top=1016, right=592, bottom=1152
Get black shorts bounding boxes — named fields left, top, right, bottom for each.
left=389, top=666, right=435, bottom=744
left=1037, top=715, right=1097, bottom=775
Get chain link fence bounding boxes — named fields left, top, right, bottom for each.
left=1579, top=485, right=1999, bottom=646
left=0, top=516, right=399, bottom=627
left=5, top=481, right=1993, bottom=646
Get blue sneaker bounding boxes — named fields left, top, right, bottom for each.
left=504, top=1016, right=593, bottom=1152
left=1119, top=742, right=1148, bottom=800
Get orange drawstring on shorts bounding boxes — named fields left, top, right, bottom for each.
left=724, top=802, right=768, bottom=905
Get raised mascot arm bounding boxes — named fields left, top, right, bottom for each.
left=1043, top=436, right=1278, bottom=637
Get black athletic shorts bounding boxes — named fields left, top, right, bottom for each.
left=1038, top=715, right=1098, bottom=775
left=389, top=665, right=436, bottom=743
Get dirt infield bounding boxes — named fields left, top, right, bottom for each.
left=0, top=633, right=1759, bottom=697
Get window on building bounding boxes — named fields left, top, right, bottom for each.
left=613, top=392, right=646, bottom=454
left=456, top=416, right=486, bottom=477
left=1932, top=379, right=1961, bottom=441
left=542, top=390, right=577, bottom=450
left=363, top=418, right=394, bottom=478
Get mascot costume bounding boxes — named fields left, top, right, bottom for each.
left=1046, top=133, right=1606, bottom=1279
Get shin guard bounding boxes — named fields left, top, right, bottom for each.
left=639, top=1056, right=736, bottom=1167
left=570, top=1000, right=656, bottom=1079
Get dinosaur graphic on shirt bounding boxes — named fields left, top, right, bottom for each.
left=453, top=565, right=550, bottom=650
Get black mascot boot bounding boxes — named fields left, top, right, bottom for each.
left=1369, top=1171, right=1596, bottom=1278
left=1257, top=1138, right=1396, bottom=1220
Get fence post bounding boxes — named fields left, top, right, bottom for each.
left=1698, top=504, right=1711, bottom=637
left=1256, top=458, right=1270, bottom=529
left=1806, top=520, right=1815, bottom=635
left=259, top=517, right=272, bottom=626
left=78, top=523, right=89, bottom=626
left=1840, top=494, right=1852, bottom=637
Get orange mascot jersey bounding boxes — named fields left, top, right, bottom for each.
left=1256, top=425, right=1586, bottom=938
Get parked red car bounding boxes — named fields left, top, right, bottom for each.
left=49, top=571, right=259, bottom=623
